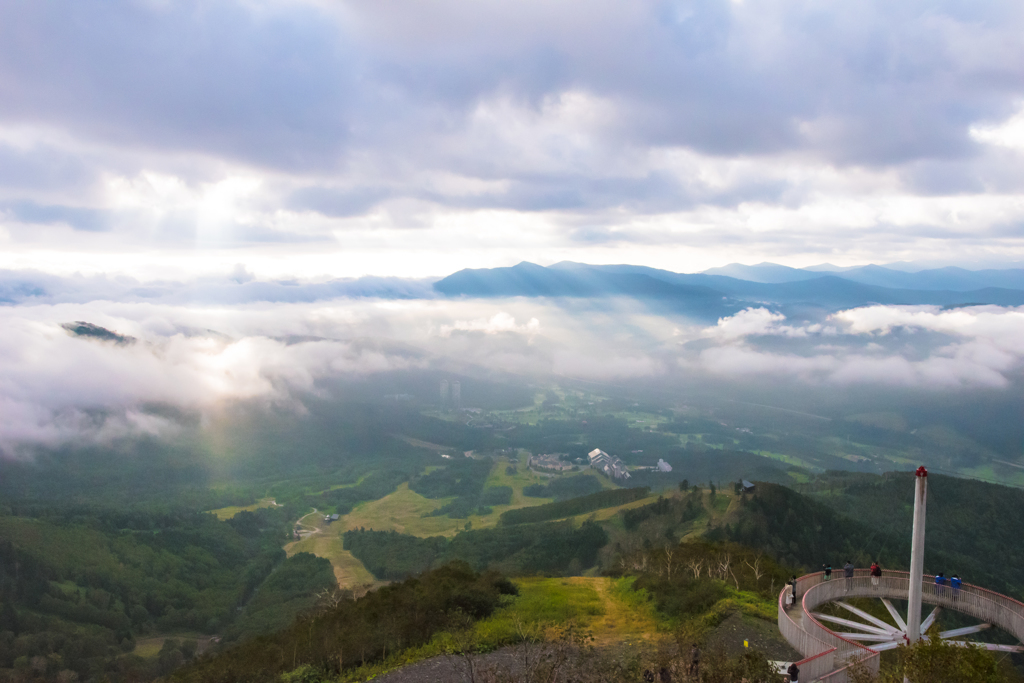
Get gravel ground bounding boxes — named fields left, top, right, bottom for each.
left=703, top=612, right=801, bottom=662
left=371, top=612, right=799, bottom=683
left=372, top=646, right=534, bottom=683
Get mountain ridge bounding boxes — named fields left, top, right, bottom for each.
left=433, top=261, right=1024, bottom=311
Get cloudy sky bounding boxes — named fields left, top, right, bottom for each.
left=5, top=0, right=1024, bottom=456
left=3, top=0, right=1024, bottom=280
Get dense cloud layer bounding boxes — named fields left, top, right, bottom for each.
left=2, top=0, right=1024, bottom=273
left=3, top=296, right=1024, bottom=455
left=696, top=305, right=1024, bottom=389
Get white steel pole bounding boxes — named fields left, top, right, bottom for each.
left=906, top=466, right=928, bottom=644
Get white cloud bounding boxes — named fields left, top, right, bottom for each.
left=709, top=307, right=829, bottom=339
left=834, top=305, right=1024, bottom=354
left=5, top=293, right=1024, bottom=454
left=438, top=312, right=540, bottom=337
left=0, top=302, right=430, bottom=454
left=697, top=345, right=1011, bottom=389
left=695, top=304, right=1024, bottom=389
left=0, top=295, right=691, bottom=451
left=971, top=104, right=1024, bottom=151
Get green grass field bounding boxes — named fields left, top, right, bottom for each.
left=339, top=455, right=615, bottom=537
left=333, top=573, right=664, bottom=682
left=960, top=463, right=1024, bottom=487
left=608, top=411, right=671, bottom=427
left=132, top=633, right=207, bottom=659
left=285, top=455, right=630, bottom=588
left=563, top=493, right=662, bottom=525
left=206, top=498, right=279, bottom=521
left=285, top=532, right=381, bottom=594
left=753, top=449, right=818, bottom=470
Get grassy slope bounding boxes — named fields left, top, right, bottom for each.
left=569, top=493, right=662, bottom=523
left=206, top=497, right=279, bottom=521
left=574, top=576, right=660, bottom=646
left=285, top=454, right=618, bottom=590
left=331, top=575, right=661, bottom=682
left=328, top=571, right=781, bottom=682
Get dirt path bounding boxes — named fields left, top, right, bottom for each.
left=565, top=577, right=660, bottom=646
left=284, top=509, right=323, bottom=552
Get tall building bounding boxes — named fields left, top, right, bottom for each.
left=440, top=379, right=449, bottom=411
left=451, top=380, right=461, bottom=411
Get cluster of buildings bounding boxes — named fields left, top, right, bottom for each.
left=587, top=448, right=631, bottom=480
left=529, top=452, right=576, bottom=472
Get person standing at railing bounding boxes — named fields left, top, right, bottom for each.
left=844, top=560, right=855, bottom=592
left=951, top=574, right=962, bottom=600
left=823, top=563, right=832, bottom=580
left=788, top=576, right=798, bottom=607
left=935, top=572, right=947, bottom=597
left=787, top=661, right=800, bottom=682
left=870, top=561, right=881, bottom=587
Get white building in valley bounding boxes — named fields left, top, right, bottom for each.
left=587, top=448, right=631, bottom=480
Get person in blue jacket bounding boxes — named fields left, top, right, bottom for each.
left=935, top=572, right=947, bottom=597
left=950, top=574, right=962, bottom=599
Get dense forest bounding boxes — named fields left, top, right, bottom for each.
left=344, top=520, right=609, bottom=580
left=522, top=475, right=603, bottom=500
left=498, top=487, right=650, bottom=525
left=222, top=553, right=336, bottom=643
left=712, top=482, right=909, bottom=572
left=0, top=504, right=301, bottom=682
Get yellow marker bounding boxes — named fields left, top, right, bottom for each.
left=744, top=640, right=749, bottom=648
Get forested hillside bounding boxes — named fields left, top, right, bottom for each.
left=498, top=487, right=650, bottom=525
left=171, top=563, right=517, bottom=683
left=809, top=472, right=1024, bottom=594
left=711, top=482, right=909, bottom=571
left=344, top=521, right=608, bottom=580
left=4, top=388, right=1024, bottom=683
left=0, top=504, right=306, bottom=681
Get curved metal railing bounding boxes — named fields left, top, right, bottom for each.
left=779, top=569, right=1024, bottom=681
left=777, top=581, right=841, bottom=681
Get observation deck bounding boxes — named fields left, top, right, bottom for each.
left=778, top=569, right=1024, bottom=682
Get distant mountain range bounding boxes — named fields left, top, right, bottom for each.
left=4, top=261, right=1024, bottom=312
left=433, top=261, right=1024, bottom=318
left=701, top=261, right=1024, bottom=290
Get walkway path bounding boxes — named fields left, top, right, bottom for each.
left=565, top=577, right=659, bottom=646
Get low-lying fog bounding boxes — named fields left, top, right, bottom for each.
left=3, top=285, right=1024, bottom=459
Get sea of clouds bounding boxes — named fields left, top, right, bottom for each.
left=3, top=291, right=1024, bottom=455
